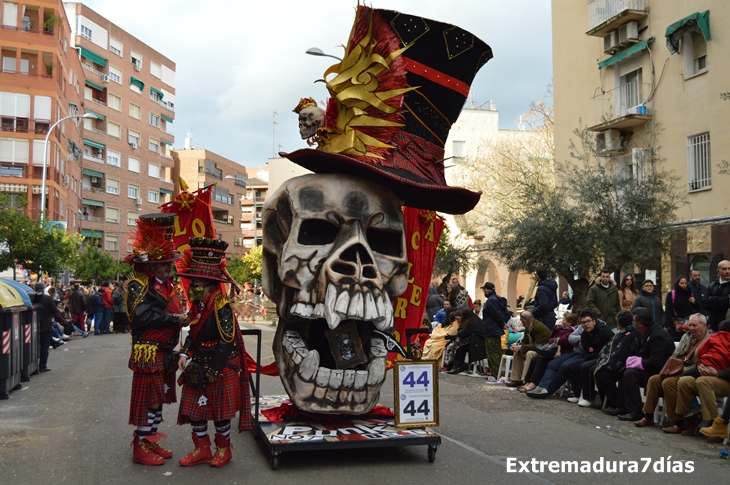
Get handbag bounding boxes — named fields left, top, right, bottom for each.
left=183, top=361, right=208, bottom=389
left=659, top=357, right=684, bottom=379
left=670, top=291, right=689, bottom=332
left=534, top=341, right=559, bottom=358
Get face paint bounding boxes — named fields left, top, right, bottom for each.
left=187, top=284, right=206, bottom=302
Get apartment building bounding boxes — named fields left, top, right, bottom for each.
left=0, top=0, right=85, bottom=228
left=172, top=141, right=267, bottom=257
left=63, top=2, right=175, bottom=254
left=552, top=1, right=730, bottom=292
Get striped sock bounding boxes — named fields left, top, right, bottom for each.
left=151, top=406, right=163, bottom=434
left=191, top=420, right=208, bottom=438
left=136, top=425, right=152, bottom=438
left=214, top=420, right=231, bottom=438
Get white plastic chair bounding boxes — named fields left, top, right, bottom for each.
left=497, top=354, right=513, bottom=380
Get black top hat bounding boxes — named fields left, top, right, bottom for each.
left=283, top=6, right=492, bottom=214
left=177, top=237, right=232, bottom=283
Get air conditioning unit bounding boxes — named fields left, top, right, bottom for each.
left=100, top=74, right=109, bottom=83
left=63, top=174, right=70, bottom=186
left=618, top=22, right=639, bottom=45
left=603, top=31, right=618, bottom=54
left=133, top=61, right=141, bottom=71
left=596, top=128, right=622, bottom=153
left=135, top=197, right=143, bottom=205
left=90, top=176, right=98, bottom=183
left=130, top=142, right=138, bottom=149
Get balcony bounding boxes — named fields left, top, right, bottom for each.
left=83, top=153, right=105, bottom=164
left=589, top=82, right=652, bottom=132
left=587, top=0, right=647, bottom=37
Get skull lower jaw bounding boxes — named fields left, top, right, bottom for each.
left=273, top=317, right=388, bottom=414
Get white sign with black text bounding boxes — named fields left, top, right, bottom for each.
left=394, top=360, right=439, bottom=428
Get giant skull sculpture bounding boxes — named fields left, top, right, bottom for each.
left=262, top=174, right=408, bottom=414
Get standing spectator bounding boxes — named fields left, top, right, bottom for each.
left=472, top=299, right=482, bottom=319
left=618, top=274, right=639, bottom=311
left=33, top=283, right=65, bottom=372
left=663, top=276, right=699, bottom=341
left=100, top=281, right=113, bottom=334
left=88, top=287, right=104, bottom=335
left=616, top=307, right=675, bottom=421
left=566, top=308, right=614, bottom=406
left=68, top=283, right=87, bottom=333
left=481, top=282, right=509, bottom=379
left=595, top=310, right=642, bottom=415
left=585, top=269, right=621, bottom=329
left=688, top=269, right=709, bottom=317
left=113, top=280, right=128, bottom=333
left=505, top=311, right=550, bottom=387
left=701, top=259, right=730, bottom=332
left=425, top=285, right=445, bottom=322
left=632, top=280, right=664, bottom=326
left=448, top=284, right=471, bottom=311
left=531, top=267, right=558, bottom=330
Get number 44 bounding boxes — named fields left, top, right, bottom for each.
left=402, top=371, right=430, bottom=388
left=403, top=399, right=430, bottom=416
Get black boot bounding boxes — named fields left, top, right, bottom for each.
left=447, top=366, right=464, bottom=375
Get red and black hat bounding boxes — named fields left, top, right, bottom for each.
left=282, top=5, right=492, bottom=214
left=177, top=237, right=233, bottom=283
left=124, top=213, right=180, bottom=264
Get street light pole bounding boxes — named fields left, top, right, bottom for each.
left=40, top=112, right=98, bottom=225
left=117, top=208, right=141, bottom=281
left=225, top=175, right=258, bottom=248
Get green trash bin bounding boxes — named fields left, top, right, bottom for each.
left=1, top=279, right=39, bottom=381
left=0, top=281, right=27, bottom=399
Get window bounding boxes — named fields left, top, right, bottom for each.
left=106, top=179, right=119, bottom=195
left=150, top=91, right=162, bottom=103
left=2, top=56, right=15, bottom=73
left=108, top=66, right=121, bottom=84
left=684, top=31, right=708, bottom=77
left=2, top=2, right=18, bottom=28
left=108, top=94, right=121, bottom=111
left=148, top=163, right=160, bottom=178
left=131, top=50, right=142, bottom=71
left=107, top=121, right=121, bottom=138
left=80, top=25, right=92, bottom=41
left=148, top=189, right=158, bottom=203
left=109, top=38, right=123, bottom=57
left=105, top=207, right=119, bottom=223
left=128, top=130, right=140, bottom=147
left=107, top=149, right=121, bottom=167
left=0, top=138, right=29, bottom=163
left=687, top=132, right=711, bottom=191
left=149, top=113, right=160, bottom=127
left=31, top=139, right=49, bottom=166
left=128, top=156, right=140, bottom=173
left=105, top=235, right=118, bottom=251
left=127, top=211, right=139, bottom=226
left=148, top=138, right=159, bottom=153
left=128, top=184, right=139, bottom=199
left=150, top=62, right=161, bottom=78
left=129, top=103, right=141, bottom=119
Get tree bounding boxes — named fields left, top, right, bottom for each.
left=432, top=225, right=477, bottom=292
left=228, top=246, right=263, bottom=286
left=23, top=229, right=81, bottom=279
left=0, top=205, right=38, bottom=280
left=72, top=242, right=122, bottom=283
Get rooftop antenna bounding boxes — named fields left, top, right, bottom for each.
left=517, top=115, right=525, bottom=131
left=272, top=110, right=278, bottom=158
left=184, top=130, right=193, bottom=149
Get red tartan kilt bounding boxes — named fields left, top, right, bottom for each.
left=177, top=367, right=241, bottom=424
left=128, top=370, right=177, bottom=426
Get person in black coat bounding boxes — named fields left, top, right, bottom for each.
left=481, top=282, right=509, bottom=376
left=701, top=260, right=730, bottom=332
left=446, top=309, right=486, bottom=374
left=33, top=283, right=65, bottom=372
left=531, top=267, right=558, bottom=330
left=632, top=280, right=664, bottom=326
left=688, top=269, right=709, bottom=317
left=595, top=310, right=642, bottom=414
left=566, top=308, right=615, bottom=406
left=425, top=285, right=445, bottom=322
left=664, top=276, right=699, bottom=341
left=617, top=307, right=675, bottom=421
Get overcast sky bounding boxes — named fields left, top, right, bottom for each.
left=80, top=0, right=553, bottom=168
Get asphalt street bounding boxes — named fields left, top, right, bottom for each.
left=1, top=321, right=728, bottom=485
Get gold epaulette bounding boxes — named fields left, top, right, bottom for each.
left=125, top=272, right=149, bottom=322
left=214, top=292, right=235, bottom=343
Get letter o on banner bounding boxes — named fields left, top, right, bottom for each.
left=191, top=218, right=205, bottom=237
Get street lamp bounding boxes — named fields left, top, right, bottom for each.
left=40, top=112, right=98, bottom=225
left=305, top=47, right=342, bottom=61
left=117, top=208, right=141, bottom=281
left=225, top=175, right=259, bottom=248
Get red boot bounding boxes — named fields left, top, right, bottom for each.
left=131, top=432, right=165, bottom=466
left=210, top=433, right=232, bottom=467
left=150, top=431, right=173, bottom=459
left=178, top=433, right=212, bottom=466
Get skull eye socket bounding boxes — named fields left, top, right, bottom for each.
left=366, top=228, right=402, bottom=257
left=297, top=219, right=339, bottom=245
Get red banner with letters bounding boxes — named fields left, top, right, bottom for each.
left=160, top=183, right=216, bottom=255
left=387, top=208, right=444, bottom=364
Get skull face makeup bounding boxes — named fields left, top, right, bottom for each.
left=298, top=106, right=325, bottom=140
left=262, top=174, right=408, bottom=413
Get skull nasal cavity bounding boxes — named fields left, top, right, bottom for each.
left=341, top=244, right=374, bottom=265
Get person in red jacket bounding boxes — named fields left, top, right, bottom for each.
left=100, top=281, right=113, bottom=334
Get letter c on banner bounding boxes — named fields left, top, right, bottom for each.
left=411, top=231, right=421, bottom=251
left=191, top=218, right=205, bottom=237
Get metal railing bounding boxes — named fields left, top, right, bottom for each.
left=81, top=63, right=105, bottom=77
left=90, top=128, right=106, bottom=136
left=588, top=0, right=644, bottom=30
left=83, top=153, right=105, bottom=163
left=590, top=82, right=650, bottom=126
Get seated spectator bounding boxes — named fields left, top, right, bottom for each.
left=633, top=313, right=710, bottom=427
left=445, top=310, right=487, bottom=374
left=632, top=280, right=664, bottom=328
left=526, top=319, right=585, bottom=399
left=566, top=308, right=615, bottom=407
left=616, top=307, right=674, bottom=421
left=663, top=276, right=700, bottom=342
left=422, top=309, right=458, bottom=367
left=522, top=313, right=579, bottom=392
left=472, top=299, right=482, bottom=319
left=449, top=284, right=472, bottom=311
left=700, top=390, right=730, bottom=441
left=432, top=300, right=452, bottom=327
left=595, top=310, right=642, bottom=415
left=664, top=319, right=730, bottom=437
left=505, top=311, right=550, bottom=387
left=558, top=291, right=572, bottom=307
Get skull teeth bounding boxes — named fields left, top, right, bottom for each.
left=280, top=331, right=387, bottom=408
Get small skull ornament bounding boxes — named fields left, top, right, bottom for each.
left=262, top=174, right=408, bottom=414
left=298, top=106, right=325, bottom=140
